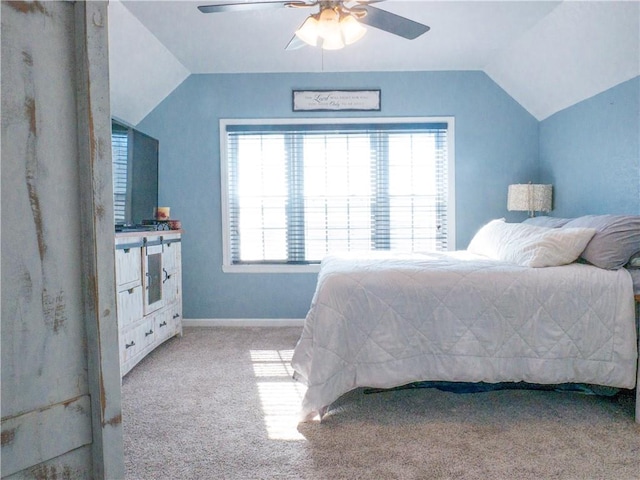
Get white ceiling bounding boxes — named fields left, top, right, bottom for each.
left=108, top=0, right=640, bottom=125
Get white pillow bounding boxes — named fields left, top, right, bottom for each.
left=468, top=218, right=596, bottom=267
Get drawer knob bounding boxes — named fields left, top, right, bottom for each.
left=125, top=341, right=135, bottom=349
left=145, top=329, right=153, bottom=337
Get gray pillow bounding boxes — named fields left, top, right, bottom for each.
left=562, top=215, right=640, bottom=269
left=522, top=216, right=572, bottom=228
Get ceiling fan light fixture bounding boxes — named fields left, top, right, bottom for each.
left=295, top=15, right=320, bottom=47
left=340, top=13, right=367, bottom=45
left=317, top=7, right=343, bottom=49
left=321, top=34, right=345, bottom=50
left=295, top=5, right=366, bottom=50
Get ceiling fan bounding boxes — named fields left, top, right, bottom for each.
left=197, top=1, right=430, bottom=50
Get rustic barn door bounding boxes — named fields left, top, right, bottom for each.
left=1, top=1, right=124, bottom=478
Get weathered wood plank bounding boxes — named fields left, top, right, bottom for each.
left=3, top=445, right=93, bottom=480
left=1, top=396, right=92, bottom=477
left=74, top=1, right=125, bottom=477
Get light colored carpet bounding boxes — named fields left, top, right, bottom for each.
left=122, top=327, right=640, bottom=480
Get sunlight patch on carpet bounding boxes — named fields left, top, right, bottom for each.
left=251, top=350, right=295, bottom=377
left=251, top=349, right=306, bottom=441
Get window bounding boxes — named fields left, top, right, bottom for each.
left=221, top=118, right=455, bottom=272
left=111, top=121, right=129, bottom=224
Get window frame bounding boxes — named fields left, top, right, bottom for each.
left=220, top=117, right=456, bottom=273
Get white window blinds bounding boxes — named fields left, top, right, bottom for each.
left=112, top=123, right=129, bottom=224
left=223, top=120, right=450, bottom=266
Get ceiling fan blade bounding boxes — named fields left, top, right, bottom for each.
left=198, top=1, right=311, bottom=14
left=357, top=5, right=429, bottom=40
left=285, top=35, right=307, bottom=50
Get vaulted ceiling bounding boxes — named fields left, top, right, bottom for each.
left=108, top=0, right=640, bottom=125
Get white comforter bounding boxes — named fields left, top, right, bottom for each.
left=291, top=251, right=638, bottom=420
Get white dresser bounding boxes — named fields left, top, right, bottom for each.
left=115, top=231, right=183, bottom=376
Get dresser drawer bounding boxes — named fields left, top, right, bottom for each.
left=115, top=245, right=142, bottom=289
left=140, top=317, right=156, bottom=349
left=120, top=327, right=141, bottom=365
left=116, top=285, right=143, bottom=329
left=120, top=318, right=155, bottom=365
left=155, top=305, right=182, bottom=343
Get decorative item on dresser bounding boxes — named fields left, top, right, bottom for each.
left=115, top=231, right=183, bottom=376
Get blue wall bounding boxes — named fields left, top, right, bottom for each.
left=138, top=71, right=539, bottom=319
left=539, top=76, right=640, bottom=217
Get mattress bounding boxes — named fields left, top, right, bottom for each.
left=292, top=251, right=638, bottom=420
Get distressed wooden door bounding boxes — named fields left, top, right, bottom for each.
left=1, top=1, right=123, bottom=478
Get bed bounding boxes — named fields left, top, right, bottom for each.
left=291, top=214, right=640, bottom=422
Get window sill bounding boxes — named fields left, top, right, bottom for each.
left=222, top=263, right=321, bottom=274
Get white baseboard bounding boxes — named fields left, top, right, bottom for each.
left=183, top=318, right=305, bottom=328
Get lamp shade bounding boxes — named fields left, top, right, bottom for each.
left=295, top=16, right=320, bottom=47
left=340, top=14, right=367, bottom=45
left=507, top=184, right=552, bottom=216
